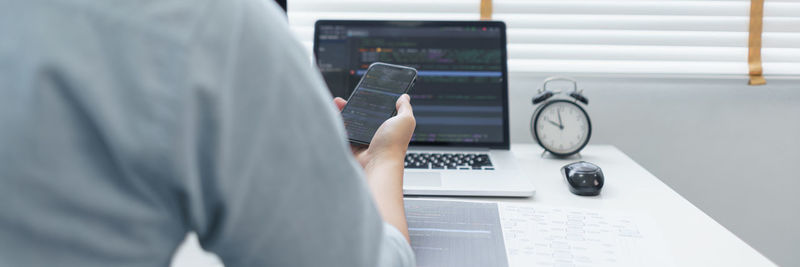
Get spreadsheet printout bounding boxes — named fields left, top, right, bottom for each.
left=404, top=199, right=672, bottom=267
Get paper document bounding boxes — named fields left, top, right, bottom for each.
left=404, top=199, right=672, bottom=267
left=499, top=203, right=673, bottom=267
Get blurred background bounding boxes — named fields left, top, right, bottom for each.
left=284, top=0, right=800, bottom=265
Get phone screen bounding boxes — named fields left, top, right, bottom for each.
left=341, top=63, right=417, bottom=144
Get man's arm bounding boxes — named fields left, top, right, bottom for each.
left=178, top=0, right=414, bottom=266
left=334, top=95, right=415, bottom=242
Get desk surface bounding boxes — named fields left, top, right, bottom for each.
left=171, top=144, right=775, bottom=267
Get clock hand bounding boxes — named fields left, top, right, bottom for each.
left=557, top=110, right=564, bottom=130
left=547, top=119, right=561, bottom=128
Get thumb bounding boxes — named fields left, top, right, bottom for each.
left=395, top=94, right=413, bottom=116
left=333, top=97, right=347, bottom=111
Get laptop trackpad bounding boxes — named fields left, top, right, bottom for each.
left=404, top=172, right=442, bottom=187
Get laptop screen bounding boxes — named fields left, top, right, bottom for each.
left=314, top=21, right=509, bottom=148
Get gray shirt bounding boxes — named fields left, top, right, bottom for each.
left=0, top=0, right=414, bottom=266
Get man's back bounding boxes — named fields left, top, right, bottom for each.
left=0, top=0, right=413, bottom=266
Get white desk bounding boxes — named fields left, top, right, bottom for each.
left=171, top=144, right=775, bottom=267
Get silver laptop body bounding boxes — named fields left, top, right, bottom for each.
left=404, top=146, right=534, bottom=197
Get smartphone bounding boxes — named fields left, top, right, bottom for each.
left=341, top=62, right=418, bottom=145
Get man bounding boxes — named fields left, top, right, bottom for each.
left=0, top=0, right=415, bottom=266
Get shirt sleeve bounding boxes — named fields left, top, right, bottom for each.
left=379, top=223, right=417, bottom=267
left=176, top=0, right=414, bottom=266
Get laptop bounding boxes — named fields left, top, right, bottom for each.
left=314, top=20, right=535, bottom=197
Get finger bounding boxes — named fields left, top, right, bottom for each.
left=334, top=97, right=347, bottom=111
left=395, top=94, right=413, bottom=116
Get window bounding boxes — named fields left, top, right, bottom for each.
left=288, top=0, right=800, bottom=78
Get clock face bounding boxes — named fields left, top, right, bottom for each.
left=533, top=100, right=591, bottom=156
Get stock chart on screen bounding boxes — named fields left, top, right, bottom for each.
left=315, top=22, right=507, bottom=145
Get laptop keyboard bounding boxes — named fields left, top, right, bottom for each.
left=404, top=152, right=494, bottom=170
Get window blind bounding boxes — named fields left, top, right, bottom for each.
left=288, top=0, right=800, bottom=78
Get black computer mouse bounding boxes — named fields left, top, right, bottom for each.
left=561, top=161, right=604, bottom=196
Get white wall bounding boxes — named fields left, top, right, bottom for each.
left=508, top=73, right=800, bottom=266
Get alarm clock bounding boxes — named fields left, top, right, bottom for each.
left=530, top=77, right=591, bottom=157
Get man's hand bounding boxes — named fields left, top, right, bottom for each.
left=333, top=95, right=416, bottom=170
